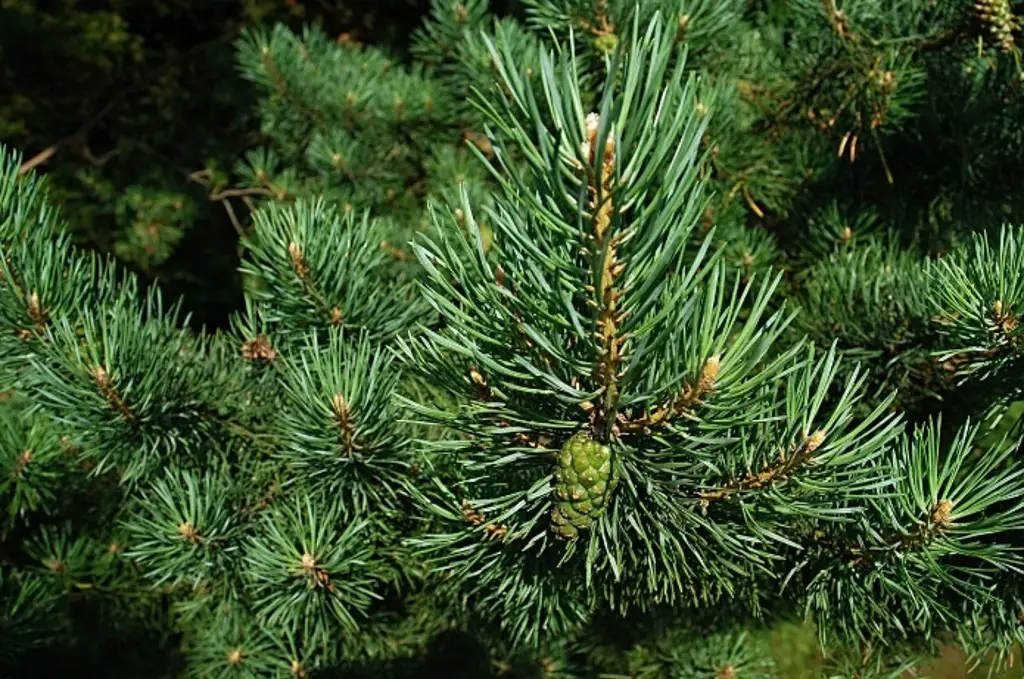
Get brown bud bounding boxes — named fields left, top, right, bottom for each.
left=288, top=242, right=309, bottom=279
left=177, top=522, right=200, bottom=543
left=241, top=334, right=277, bottom=361
left=702, top=356, right=721, bottom=385
left=931, top=499, right=954, bottom=528
left=13, top=449, right=31, bottom=477
left=331, top=393, right=349, bottom=416
left=677, top=14, right=691, bottom=40
left=484, top=523, right=508, bottom=540
left=805, top=430, right=827, bottom=453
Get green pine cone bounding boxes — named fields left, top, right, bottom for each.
left=975, top=0, right=1018, bottom=52
left=593, top=32, right=620, bottom=55
left=550, top=431, right=619, bottom=540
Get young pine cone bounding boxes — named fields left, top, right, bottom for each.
left=550, top=431, right=619, bottom=540
left=975, top=0, right=1019, bottom=52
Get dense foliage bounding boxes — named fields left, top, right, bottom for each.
left=3, top=1, right=1024, bottom=677
left=0, top=0, right=444, bottom=328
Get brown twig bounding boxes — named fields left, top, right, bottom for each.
left=91, top=365, right=140, bottom=428
left=331, top=393, right=359, bottom=457
left=18, top=93, right=127, bottom=176
left=844, top=498, right=955, bottom=568
left=581, top=113, right=625, bottom=440
left=698, top=430, right=827, bottom=503
left=620, top=356, right=720, bottom=434
left=18, top=29, right=239, bottom=176
left=208, top=187, right=273, bottom=201
left=219, top=198, right=246, bottom=238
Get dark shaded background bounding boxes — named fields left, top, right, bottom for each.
left=1, top=0, right=523, bottom=330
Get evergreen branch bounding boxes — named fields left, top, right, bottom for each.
left=697, top=429, right=827, bottom=503
left=239, top=198, right=429, bottom=343
left=123, top=468, right=242, bottom=588
left=243, top=494, right=383, bottom=646
left=617, top=355, right=719, bottom=434
left=272, top=329, right=411, bottom=513
left=582, top=111, right=626, bottom=440
left=928, top=225, right=1024, bottom=387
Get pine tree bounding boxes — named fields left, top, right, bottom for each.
left=4, top=1, right=1024, bottom=677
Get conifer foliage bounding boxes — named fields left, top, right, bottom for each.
left=3, top=1, right=1024, bottom=678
